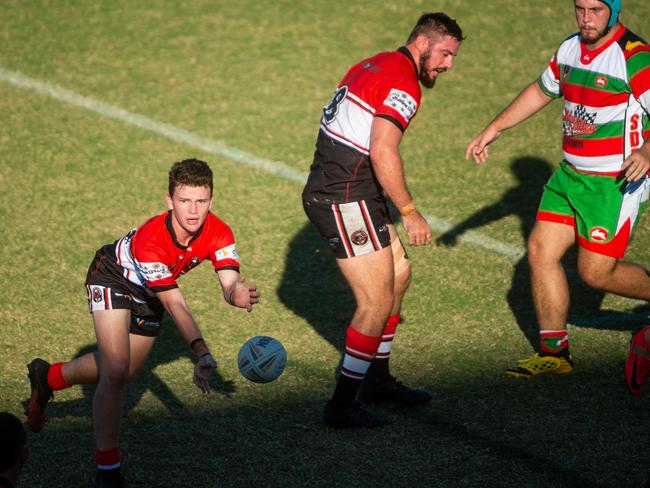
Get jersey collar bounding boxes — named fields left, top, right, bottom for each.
left=579, top=24, right=625, bottom=65
left=397, top=46, right=418, bottom=78
left=165, top=210, right=205, bottom=249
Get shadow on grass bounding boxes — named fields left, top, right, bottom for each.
left=21, top=372, right=650, bottom=487
left=436, top=156, right=649, bottom=349
left=277, top=222, right=355, bottom=355
left=36, top=319, right=235, bottom=421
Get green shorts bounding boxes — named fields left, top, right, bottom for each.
left=537, top=161, right=649, bottom=258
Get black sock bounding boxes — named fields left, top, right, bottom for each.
left=330, top=375, right=362, bottom=408
left=364, top=357, right=391, bottom=384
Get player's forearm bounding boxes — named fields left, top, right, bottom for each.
left=488, top=81, right=553, bottom=133
left=371, top=149, right=413, bottom=209
left=159, top=291, right=210, bottom=356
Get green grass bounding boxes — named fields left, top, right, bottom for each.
left=2, top=1, right=650, bottom=486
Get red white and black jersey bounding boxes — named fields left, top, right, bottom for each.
left=303, top=47, right=421, bottom=202
left=88, top=211, right=239, bottom=296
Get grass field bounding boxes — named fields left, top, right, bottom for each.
left=2, top=1, right=650, bottom=486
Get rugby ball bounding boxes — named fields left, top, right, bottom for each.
left=237, top=336, right=287, bottom=383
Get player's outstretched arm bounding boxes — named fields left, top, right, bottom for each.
left=217, top=269, right=260, bottom=312
left=466, top=81, right=554, bottom=165
left=157, top=287, right=216, bottom=393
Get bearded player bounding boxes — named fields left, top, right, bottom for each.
left=466, top=0, right=650, bottom=381
left=302, top=13, right=464, bottom=428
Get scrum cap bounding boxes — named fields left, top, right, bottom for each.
left=597, top=0, right=621, bottom=29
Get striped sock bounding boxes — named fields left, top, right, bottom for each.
left=540, top=329, right=570, bottom=357
left=365, top=314, right=400, bottom=384
left=96, top=447, right=121, bottom=472
left=330, top=326, right=381, bottom=407
left=47, top=362, right=72, bottom=391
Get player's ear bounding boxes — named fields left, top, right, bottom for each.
left=165, top=193, right=173, bottom=210
left=415, top=33, right=430, bottom=54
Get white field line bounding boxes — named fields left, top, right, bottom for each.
left=1, top=65, right=523, bottom=261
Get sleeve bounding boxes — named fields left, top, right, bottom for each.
left=627, top=49, right=650, bottom=113
left=133, top=243, right=178, bottom=292
left=210, top=223, right=240, bottom=271
left=537, top=51, right=562, bottom=99
left=374, top=77, right=420, bottom=132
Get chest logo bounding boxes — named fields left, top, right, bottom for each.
left=595, top=76, right=608, bottom=87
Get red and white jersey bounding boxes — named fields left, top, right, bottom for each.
left=320, top=47, right=421, bottom=155
left=303, top=47, right=421, bottom=201
left=538, top=25, right=650, bottom=172
left=113, top=211, right=239, bottom=293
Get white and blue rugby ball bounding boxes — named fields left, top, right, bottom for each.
left=237, top=336, right=287, bottom=383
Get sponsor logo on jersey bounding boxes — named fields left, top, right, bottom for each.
left=383, top=89, right=417, bottom=122
left=137, top=261, right=172, bottom=281
left=563, top=105, right=597, bottom=136
left=590, top=227, right=609, bottom=241
left=626, top=40, right=645, bottom=51
left=350, top=230, right=369, bottom=246
left=216, top=244, right=239, bottom=262
left=595, top=76, right=608, bottom=87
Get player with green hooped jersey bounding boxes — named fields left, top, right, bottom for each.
left=466, top=0, right=650, bottom=380
left=536, top=21, right=650, bottom=258
left=539, top=24, right=650, bottom=173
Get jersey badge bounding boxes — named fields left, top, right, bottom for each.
left=595, top=76, right=608, bottom=87
left=383, top=89, right=417, bottom=122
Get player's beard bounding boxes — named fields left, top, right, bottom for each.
left=580, top=24, right=607, bottom=45
left=418, top=49, right=437, bottom=89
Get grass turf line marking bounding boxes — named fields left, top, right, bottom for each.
left=0, top=66, right=524, bottom=260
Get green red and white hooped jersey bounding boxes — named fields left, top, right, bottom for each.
left=114, top=211, right=240, bottom=293
left=538, top=25, right=650, bottom=173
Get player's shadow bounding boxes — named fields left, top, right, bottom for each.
left=41, top=318, right=235, bottom=420
left=436, top=156, right=649, bottom=350
left=277, top=222, right=356, bottom=357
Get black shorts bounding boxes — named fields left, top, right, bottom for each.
left=85, top=252, right=165, bottom=337
left=303, top=195, right=392, bottom=258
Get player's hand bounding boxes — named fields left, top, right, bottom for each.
left=621, top=151, right=650, bottom=182
left=466, top=126, right=501, bottom=164
left=403, top=211, right=432, bottom=246
left=230, top=276, right=260, bottom=312
left=193, top=353, right=216, bottom=394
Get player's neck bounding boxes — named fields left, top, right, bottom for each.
left=583, top=22, right=621, bottom=51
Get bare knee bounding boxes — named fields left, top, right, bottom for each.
left=100, top=361, right=130, bottom=388
left=578, top=261, right=611, bottom=290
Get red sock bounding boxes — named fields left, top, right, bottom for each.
left=340, top=326, right=382, bottom=380
left=376, top=314, right=400, bottom=360
left=96, top=448, right=121, bottom=470
left=47, top=362, right=72, bottom=391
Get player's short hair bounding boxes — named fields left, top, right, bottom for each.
left=168, top=158, right=214, bottom=196
left=0, top=412, right=26, bottom=472
left=406, top=12, right=465, bottom=44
